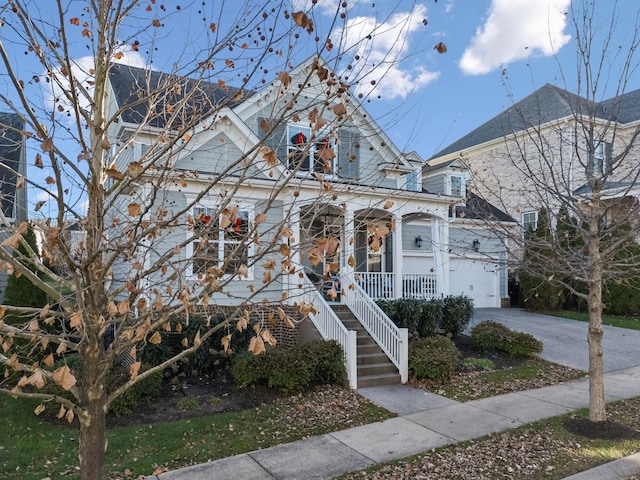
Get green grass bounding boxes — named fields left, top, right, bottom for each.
left=549, top=310, right=640, bottom=330
left=0, top=390, right=393, bottom=480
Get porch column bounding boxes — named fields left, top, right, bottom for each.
left=431, top=218, right=447, bottom=297
left=285, top=204, right=301, bottom=304
left=393, top=214, right=403, bottom=299
left=342, top=207, right=355, bottom=279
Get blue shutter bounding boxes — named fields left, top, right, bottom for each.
left=337, top=130, right=360, bottom=180
left=259, top=117, right=287, bottom=165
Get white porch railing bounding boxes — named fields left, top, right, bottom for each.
left=355, top=272, right=438, bottom=300
left=355, top=272, right=395, bottom=299
left=402, top=273, right=438, bottom=299
left=298, top=273, right=358, bottom=389
left=341, top=272, right=408, bottom=383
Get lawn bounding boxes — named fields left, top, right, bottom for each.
left=0, top=386, right=393, bottom=479
left=549, top=310, right=640, bottom=330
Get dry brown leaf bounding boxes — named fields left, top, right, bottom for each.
left=128, top=203, right=142, bottom=216
left=277, top=71, right=292, bottom=88
left=34, top=403, right=46, bottom=416
left=129, top=361, right=141, bottom=381
left=69, top=312, right=82, bottom=329
left=149, top=331, right=162, bottom=344
left=434, top=41, right=447, bottom=54
left=128, top=161, right=144, bottom=178
left=52, top=365, right=76, bottom=390
left=248, top=336, right=266, bottom=355
left=105, top=167, right=124, bottom=180
left=41, top=138, right=54, bottom=153
left=221, top=334, right=232, bottom=353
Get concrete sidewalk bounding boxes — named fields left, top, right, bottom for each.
left=148, top=367, right=640, bottom=480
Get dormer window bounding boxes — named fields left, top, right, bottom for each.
left=405, top=170, right=420, bottom=192
left=450, top=175, right=465, bottom=197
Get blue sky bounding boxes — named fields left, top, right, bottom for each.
left=2, top=0, right=639, bottom=214
left=343, top=0, right=640, bottom=159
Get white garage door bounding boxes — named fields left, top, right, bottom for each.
left=449, top=258, right=499, bottom=308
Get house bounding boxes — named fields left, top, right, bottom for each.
left=0, top=112, right=28, bottom=297
left=104, top=57, right=509, bottom=388
left=428, top=84, right=640, bottom=234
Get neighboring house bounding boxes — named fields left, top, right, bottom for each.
left=0, top=112, right=28, bottom=298
left=104, top=57, right=509, bottom=387
left=428, top=83, right=640, bottom=234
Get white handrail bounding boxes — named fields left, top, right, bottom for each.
left=341, top=272, right=408, bottom=383
left=297, top=273, right=358, bottom=389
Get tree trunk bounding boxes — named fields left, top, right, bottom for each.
left=587, top=226, right=606, bottom=422
left=78, top=396, right=108, bottom=480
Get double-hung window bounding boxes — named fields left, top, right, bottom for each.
left=449, top=175, right=464, bottom=197
left=192, top=205, right=253, bottom=278
left=522, top=211, right=538, bottom=235
left=287, top=124, right=336, bottom=175
left=590, top=141, right=612, bottom=174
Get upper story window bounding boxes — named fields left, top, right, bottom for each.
left=590, top=141, right=612, bottom=175
left=191, top=205, right=253, bottom=278
left=260, top=117, right=359, bottom=180
left=287, top=124, right=336, bottom=175
left=449, top=175, right=465, bottom=197
left=522, top=211, right=538, bottom=235
left=405, top=170, right=420, bottom=192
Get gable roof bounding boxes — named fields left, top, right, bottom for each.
left=108, top=63, right=252, bottom=128
left=454, top=192, right=515, bottom=223
left=432, top=84, right=595, bottom=159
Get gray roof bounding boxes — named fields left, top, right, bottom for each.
left=432, top=84, right=640, bottom=159
left=0, top=112, right=24, bottom=218
left=454, top=192, right=515, bottom=223
left=109, top=64, right=253, bottom=128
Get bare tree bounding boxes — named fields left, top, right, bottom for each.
left=0, top=0, right=438, bottom=478
left=454, top=0, right=640, bottom=422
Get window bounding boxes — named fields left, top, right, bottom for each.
left=192, top=205, right=252, bottom=277
left=450, top=175, right=464, bottom=197
left=522, top=211, right=538, bottom=234
left=405, top=170, right=420, bottom=192
left=287, top=124, right=336, bottom=175
left=590, top=141, right=612, bottom=174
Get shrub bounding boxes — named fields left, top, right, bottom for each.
left=408, top=336, right=460, bottom=381
left=377, top=295, right=474, bottom=338
left=107, top=364, right=164, bottom=416
left=3, top=224, right=48, bottom=309
left=231, top=340, right=345, bottom=393
left=441, top=295, right=474, bottom=336
left=470, top=320, right=543, bottom=358
left=140, top=313, right=249, bottom=379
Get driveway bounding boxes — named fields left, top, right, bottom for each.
left=471, top=308, right=640, bottom=373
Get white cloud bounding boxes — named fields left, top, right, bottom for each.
left=459, top=0, right=572, bottom=75
left=332, top=4, right=439, bottom=100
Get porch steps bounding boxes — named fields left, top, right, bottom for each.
left=330, top=305, right=401, bottom=388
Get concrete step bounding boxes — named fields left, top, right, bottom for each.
left=358, top=362, right=399, bottom=376
left=357, top=372, right=402, bottom=388
left=357, top=352, right=390, bottom=365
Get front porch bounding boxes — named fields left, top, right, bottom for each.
left=355, top=272, right=438, bottom=300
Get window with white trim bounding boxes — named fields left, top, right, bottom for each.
left=449, top=175, right=464, bottom=197
left=590, top=141, right=612, bottom=174
left=287, top=124, right=336, bottom=175
left=192, top=205, right=253, bottom=277
left=522, top=211, right=538, bottom=234
left=405, top=170, right=420, bottom=192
